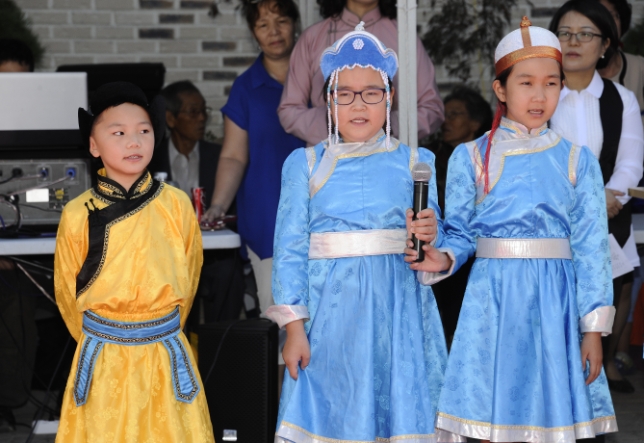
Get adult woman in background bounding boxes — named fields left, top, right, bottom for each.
left=549, top=0, right=644, bottom=393
left=430, top=86, right=493, bottom=211
left=595, top=0, right=644, bottom=123
left=203, top=0, right=303, bottom=317
left=595, top=0, right=644, bottom=384
left=277, top=0, right=444, bottom=146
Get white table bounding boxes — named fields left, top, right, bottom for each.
left=0, top=229, right=240, bottom=256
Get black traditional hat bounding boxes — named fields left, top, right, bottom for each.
left=78, top=81, right=166, bottom=150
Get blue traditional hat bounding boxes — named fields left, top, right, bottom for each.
left=320, top=22, right=399, bottom=147
left=320, top=22, right=398, bottom=80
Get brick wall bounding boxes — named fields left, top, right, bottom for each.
left=14, top=0, right=644, bottom=137
left=16, top=0, right=257, bottom=138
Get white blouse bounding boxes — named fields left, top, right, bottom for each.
left=551, top=71, right=644, bottom=267
left=551, top=71, right=644, bottom=205
left=168, top=138, right=200, bottom=196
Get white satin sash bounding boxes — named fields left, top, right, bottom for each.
left=476, top=238, right=572, bottom=259
left=309, top=229, right=407, bottom=259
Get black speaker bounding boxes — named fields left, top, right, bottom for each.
left=198, top=319, right=279, bottom=443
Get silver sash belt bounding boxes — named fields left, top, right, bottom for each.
left=476, top=238, right=572, bottom=259
left=309, top=229, right=407, bottom=259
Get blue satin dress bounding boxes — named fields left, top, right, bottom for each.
left=433, top=118, right=618, bottom=442
left=269, top=132, right=458, bottom=443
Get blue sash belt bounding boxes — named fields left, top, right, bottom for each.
left=73, top=307, right=200, bottom=406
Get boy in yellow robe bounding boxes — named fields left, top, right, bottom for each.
left=54, top=82, right=214, bottom=443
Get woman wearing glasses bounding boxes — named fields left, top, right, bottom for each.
left=549, top=0, right=644, bottom=394
left=203, top=0, right=304, bottom=319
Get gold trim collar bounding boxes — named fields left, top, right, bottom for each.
left=499, top=117, right=548, bottom=138
left=95, top=168, right=153, bottom=201
left=325, top=129, right=389, bottom=157
left=310, top=132, right=401, bottom=197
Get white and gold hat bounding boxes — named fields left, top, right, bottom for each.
left=480, top=17, right=562, bottom=196
left=494, top=17, right=562, bottom=77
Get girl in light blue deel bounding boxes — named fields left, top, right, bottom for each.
left=406, top=17, right=618, bottom=443
left=266, top=22, right=461, bottom=443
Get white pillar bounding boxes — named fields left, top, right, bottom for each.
left=396, top=0, right=418, bottom=148
left=299, top=0, right=320, bottom=30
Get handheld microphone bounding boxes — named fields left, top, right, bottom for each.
left=411, top=162, right=432, bottom=262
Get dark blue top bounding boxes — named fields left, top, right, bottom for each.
left=221, top=54, right=304, bottom=259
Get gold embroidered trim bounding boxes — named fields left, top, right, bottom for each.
left=476, top=136, right=561, bottom=204
left=281, top=422, right=436, bottom=443
left=408, top=145, right=416, bottom=172
left=470, top=141, right=484, bottom=183
left=520, top=17, right=532, bottom=47
left=568, top=143, right=578, bottom=186
left=73, top=337, right=92, bottom=403
left=501, top=121, right=522, bottom=134
left=501, top=136, right=561, bottom=159
left=165, top=337, right=199, bottom=401
left=495, top=46, right=562, bottom=77
left=376, top=435, right=436, bottom=442
left=82, top=324, right=180, bottom=344
left=312, top=151, right=384, bottom=197
left=76, top=183, right=165, bottom=298
left=306, top=147, right=317, bottom=176
left=90, top=188, right=114, bottom=206
left=131, top=173, right=153, bottom=198
left=311, top=141, right=401, bottom=198
left=73, top=337, right=103, bottom=405
left=470, top=140, right=485, bottom=205
left=500, top=120, right=547, bottom=136
left=173, top=336, right=199, bottom=399
left=84, top=308, right=179, bottom=330
left=437, top=412, right=617, bottom=432
left=97, top=181, right=126, bottom=199
left=95, top=171, right=152, bottom=200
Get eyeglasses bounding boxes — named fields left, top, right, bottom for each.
left=178, top=107, right=212, bottom=118
left=332, top=88, right=386, bottom=106
left=556, top=31, right=603, bottom=42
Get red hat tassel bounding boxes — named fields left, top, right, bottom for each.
left=483, top=101, right=506, bottom=195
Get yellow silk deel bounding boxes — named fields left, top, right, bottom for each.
left=54, top=172, right=214, bottom=443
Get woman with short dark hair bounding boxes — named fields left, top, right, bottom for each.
left=203, top=0, right=304, bottom=319
left=549, top=0, right=644, bottom=394
left=431, top=86, right=492, bottom=212
left=594, top=0, right=644, bottom=125
left=441, top=87, right=493, bottom=146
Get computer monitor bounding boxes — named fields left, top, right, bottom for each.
left=0, top=72, right=87, bottom=131
left=0, top=72, right=90, bottom=230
